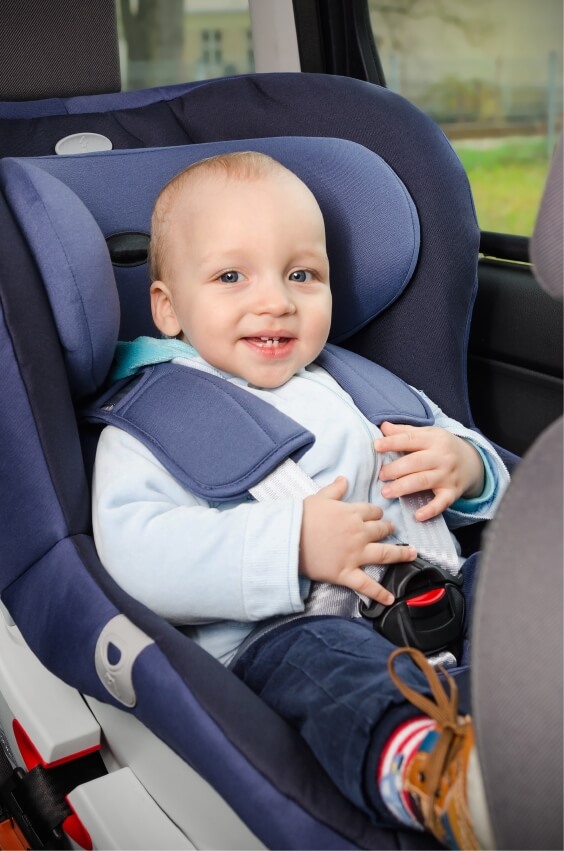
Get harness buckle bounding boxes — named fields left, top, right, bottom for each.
left=359, top=556, right=465, bottom=656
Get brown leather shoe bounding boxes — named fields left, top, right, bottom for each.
left=388, top=647, right=481, bottom=850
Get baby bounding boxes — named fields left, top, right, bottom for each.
left=93, top=151, right=509, bottom=849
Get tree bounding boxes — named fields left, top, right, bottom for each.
left=371, top=0, right=488, bottom=53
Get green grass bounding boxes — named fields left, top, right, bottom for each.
left=450, top=137, right=551, bottom=236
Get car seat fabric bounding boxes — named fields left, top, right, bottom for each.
left=0, top=77, right=248, bottom=120
left=0, top=162, right=119, bottom=396
left=0, top=135, right=445, bottom=849
left=0, top=97, right=200, bottom=159
left=0, top=74, right=234, bottom=153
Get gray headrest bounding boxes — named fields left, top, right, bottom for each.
left=0, top=0, right=120, bottom=100
left=530, top=134, right=563, bottom=301
left=472, top=416, right=563, bottom=849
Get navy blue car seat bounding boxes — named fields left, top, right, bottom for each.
left=3, top=72, right=520, bottom=448
left=0, top=79, right=517, bottom=849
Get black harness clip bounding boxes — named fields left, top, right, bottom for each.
left=359, top=556, right=465, bottom=656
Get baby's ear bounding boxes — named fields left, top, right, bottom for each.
left=150, top=281, right=182, bottom=337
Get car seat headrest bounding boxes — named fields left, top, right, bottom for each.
left=0, top=137, right=420, bottom=397
left=0, top=0, right=120, bottom=101
left=0, top=160, right=120, bottom=397
left=530, top=133, right=563, bottom=301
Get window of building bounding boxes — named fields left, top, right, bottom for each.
left=367, top=0, right=563, bottom=236
left=201, top=29, right=223, bottom=67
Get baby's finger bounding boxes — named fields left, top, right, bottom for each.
left=315, top=475, right=348, bottom=501
left=380, top=420, right=419, bottom=437
left=375, top=424, right=432, bottom=454
left=356, top=502, right=384, bottom=522
left=363, top=519, right=394, bottom=542
left=381, top=470, right=439, bottom=499
left=346, top=568, right=395, bottom=606
left=365, top=542, right=417, bottom=565
left=413, top=490, right=453, bottom=520
left=379, top=451, right=434, bottom=482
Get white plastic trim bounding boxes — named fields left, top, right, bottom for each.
left=68, top=767, right=195, bottom=850
left=0, top=602, right=100, bottom=765
left=85, top=696, right=265, bottom=850
left=95, top=614, right=154, bottom=708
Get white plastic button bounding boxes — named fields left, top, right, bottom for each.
left=55, top=133, right=113, bottom=155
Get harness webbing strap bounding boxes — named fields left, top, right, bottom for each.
left=398, top=491, right=460, bottom=575
left=0, top=752, right=106, bottom=849
left=249, top=457, right=318, bottom=501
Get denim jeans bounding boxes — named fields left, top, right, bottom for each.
left=232, top=554, right=477, bottom=824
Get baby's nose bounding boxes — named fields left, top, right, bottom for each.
left=254, top=277, right=296, bottom=315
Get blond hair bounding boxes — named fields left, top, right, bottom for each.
left=148, top=151, right=296, bottom=282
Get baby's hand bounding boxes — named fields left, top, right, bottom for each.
left=300, top=476, right=417, bottom=605
left=374, top=422, right=484, bottom=521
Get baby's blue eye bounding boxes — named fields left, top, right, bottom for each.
left=219, top=271, right=242, bottom=283
left=290, top=270, right=313, bottom=282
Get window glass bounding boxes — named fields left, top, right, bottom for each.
left=117, top=0, right=254, bottom=91
left=368, top=0, right=563, bottom=236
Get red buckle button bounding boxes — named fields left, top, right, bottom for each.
left=406, top=588, right=446, bottom=607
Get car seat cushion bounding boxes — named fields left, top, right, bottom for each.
left=0, top=159, right=120, bottom=397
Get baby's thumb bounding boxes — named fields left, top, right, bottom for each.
left=380, top=420, right=403, bottom=436
left=316, top=476, right=348, bottom=501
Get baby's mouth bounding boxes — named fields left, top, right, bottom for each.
left=243, top=336, right=296, bottom=356
left=248, top=336, right=289, bottom=348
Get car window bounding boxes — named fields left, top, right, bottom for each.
left=117, top=0, right=254, bottom=90
left=367, top=0, right=563, bottom=236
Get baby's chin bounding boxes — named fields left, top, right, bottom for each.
left=244, top=375, right=294, bottom=390
left=240, top=364, right=301, bottom=390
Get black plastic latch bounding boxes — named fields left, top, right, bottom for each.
left=359, top=555, right=465, bottom=655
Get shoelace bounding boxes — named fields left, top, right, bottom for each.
left=388, top=646, right=470, bottom=830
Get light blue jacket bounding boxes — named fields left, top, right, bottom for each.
left=92, top=340, right=509, bottom=666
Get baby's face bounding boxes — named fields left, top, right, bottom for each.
left=150, top=170, right=332, bottom=389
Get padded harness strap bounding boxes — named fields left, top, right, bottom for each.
left=82, top=343, right=435, bottom=500
left=86, top=363, right=316, bottom=501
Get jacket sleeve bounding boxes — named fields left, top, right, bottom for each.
left=413, top=389, right=511, bottom=527
left=92, top=425, right=307, bottom=625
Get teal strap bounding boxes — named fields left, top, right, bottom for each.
left=111, top=336, right=198, bottom=380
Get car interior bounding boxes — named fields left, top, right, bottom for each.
left=0, top=2, right=561, bottom=849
